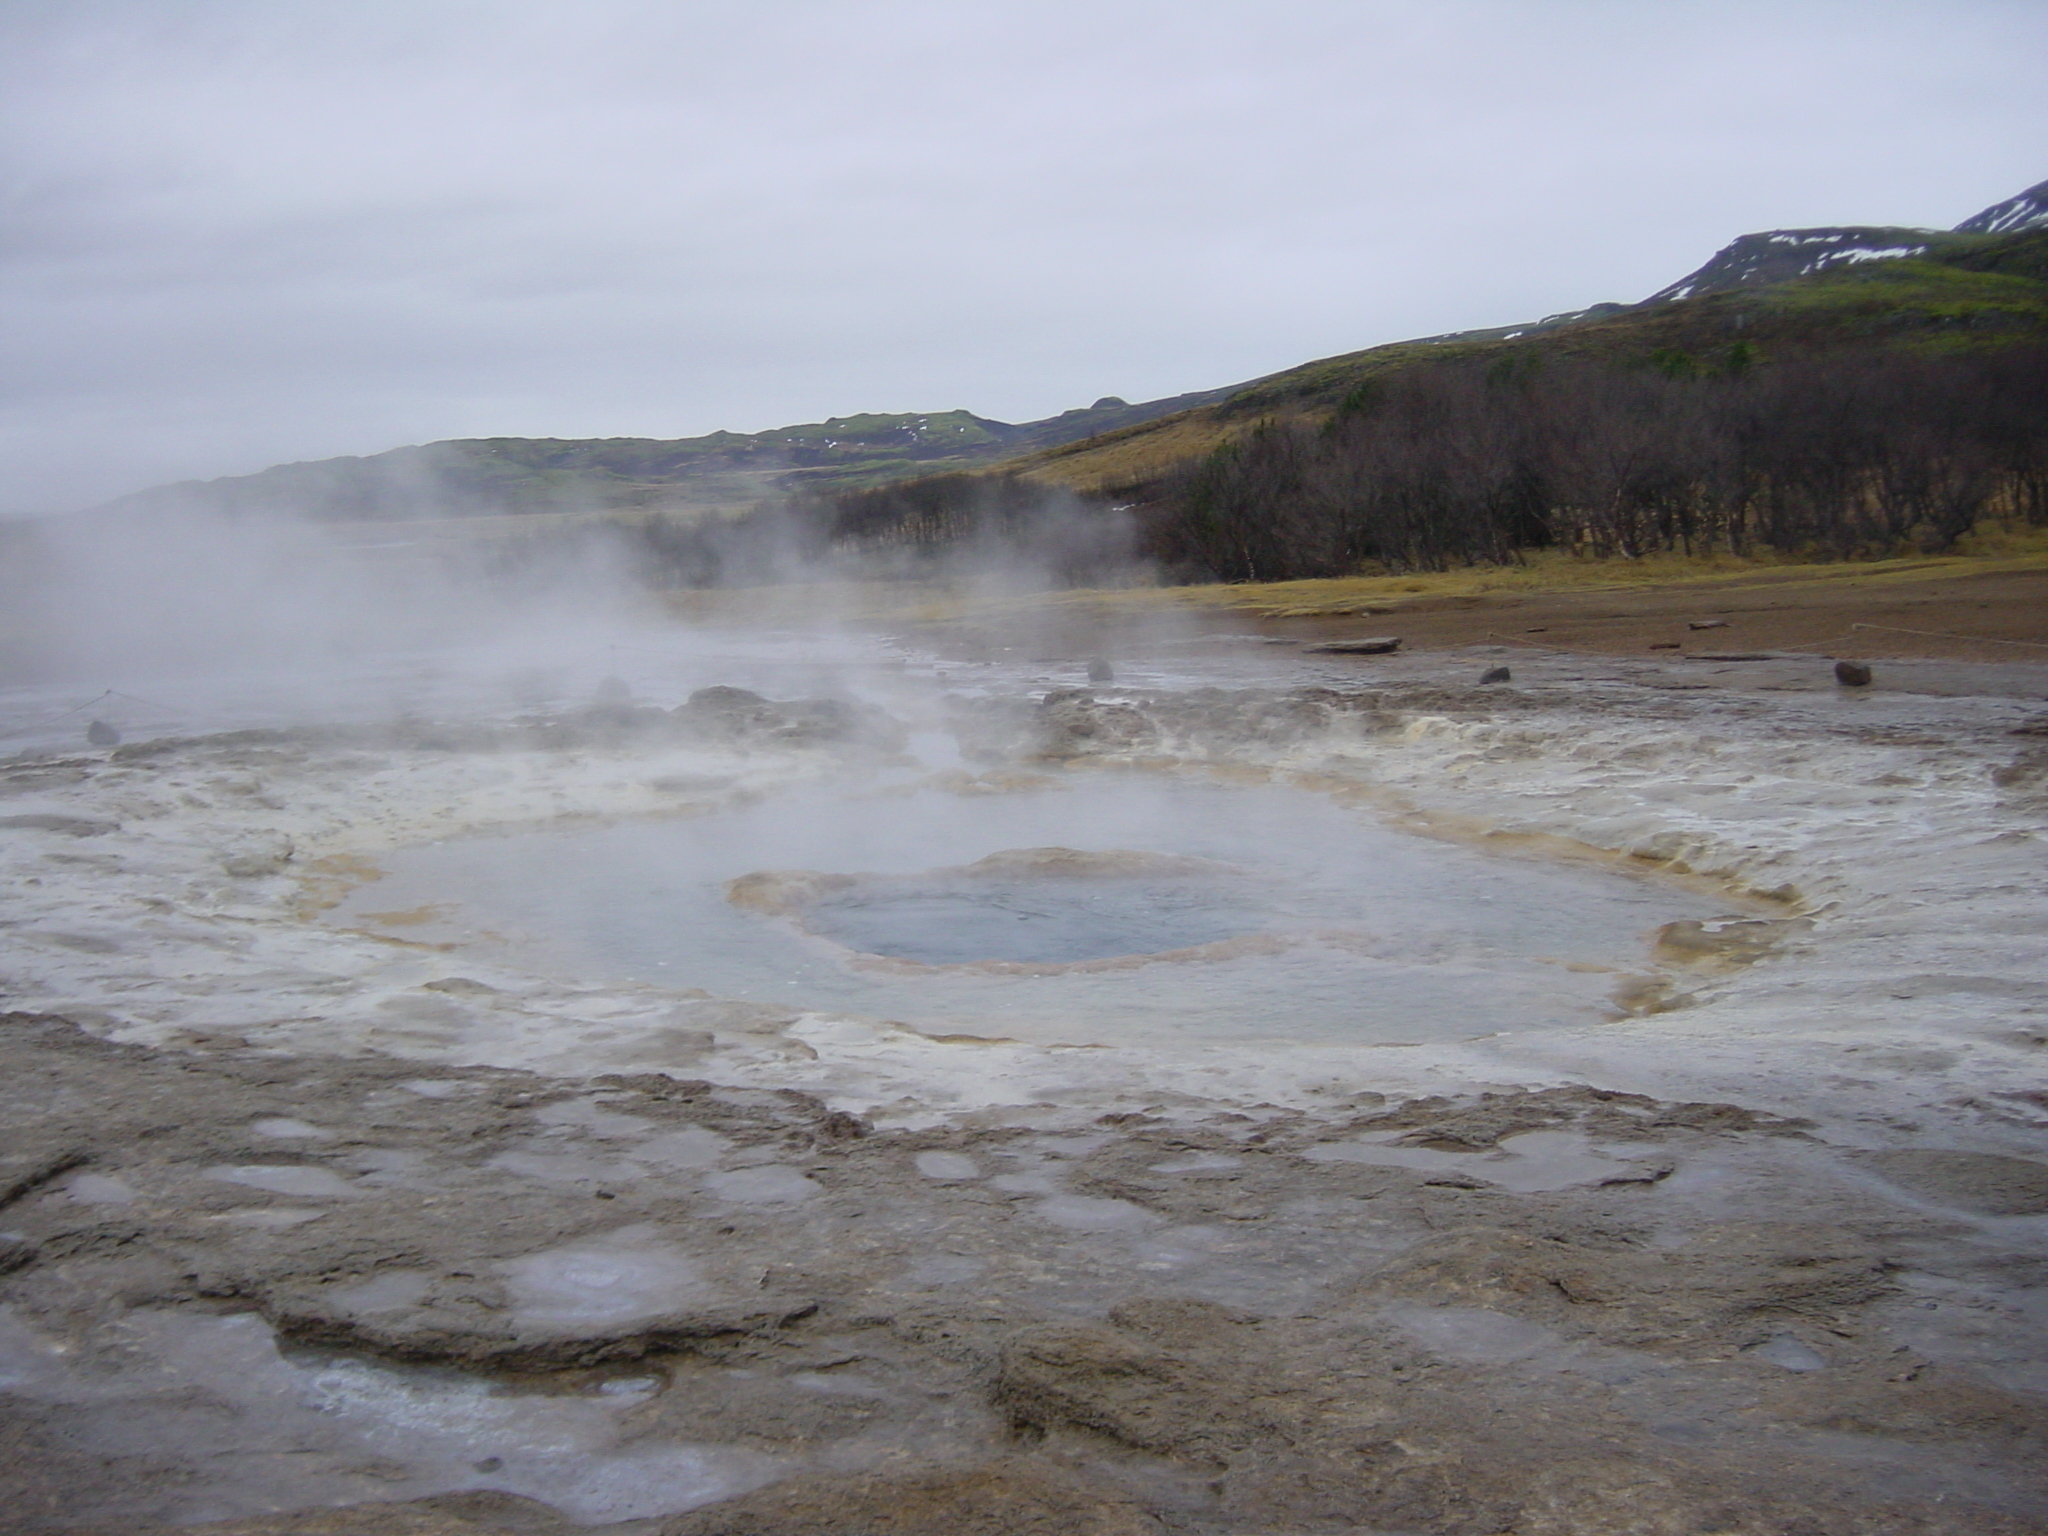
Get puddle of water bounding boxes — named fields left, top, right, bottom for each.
left=1745, top=1334, right=1829, bottom=1372
left=914, top=1151, right=983, bottom=1181
left=203, top=1164, right=362, bottom=1199
left=503, top=1228, right=709, bottom=1328
left=328, top=775, right=1731, bottom=1046
left=1302, top=1129, right=1666, bottom=1192
left=0, top=1305, right=779, bottom=1526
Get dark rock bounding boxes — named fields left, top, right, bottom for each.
left=673, top=688, right=905, bottom=751
left=85, top=719, right=121, bottom=746
left=1033, top=690, right=1159, bottom=757
left=767, top=698, right=883, bottom=746
left=688, top=685, right=768, bottom=711
left=1479, top=666, right=1512, bottom=684
left=1304, top=636, right=1401, bottom=655
left=1835, top=660, right=1874, bottom=687
left=1086, top=658, right=1115, bottom=683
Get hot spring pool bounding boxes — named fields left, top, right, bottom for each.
left=328, top=773, right=1738, bottom=1046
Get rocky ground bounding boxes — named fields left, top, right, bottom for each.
left=4, top=649, right=2048, bottom=1534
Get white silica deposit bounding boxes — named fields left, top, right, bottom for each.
left=0, top=650, right=2043, bottom=1138
left=4, top=639, right=2048, bottom=1532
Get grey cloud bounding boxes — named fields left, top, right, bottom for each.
left=3, top=0, right=2045, bottom=510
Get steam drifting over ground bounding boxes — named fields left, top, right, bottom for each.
left=4, top=559, right=2048, bottom=1531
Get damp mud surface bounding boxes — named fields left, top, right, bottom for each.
left=4, top=634, right=2048, bottom=1534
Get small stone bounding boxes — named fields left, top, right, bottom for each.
left=1086, top=658, right=1114, bottom=683
left=1304, top=636, right=1401, bottom=655
left=219, top=835, right=294, bottom=878
left=1834, top=660, right=1873, bottom=687
left=1479, top=666, right=1511, bottom=685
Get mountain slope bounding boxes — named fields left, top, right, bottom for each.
left=1953, top=178, right=2048, bottom=235
left=1002, top=187, right=2048, bottom=495
left=1637, top=226, right=1966, bottom=303
left=91, top=389, right=1228, bottom=524
left=1633, top=180, right=2048, bottom=303
left=90, top=178, right=2048, bottom=527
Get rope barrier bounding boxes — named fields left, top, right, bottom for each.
left=23, top=690, right=116, bottom=727
left=1848, top=622, right=2048, bottom=651
left=103, top=688, right=217, bottom=715
left=0, top=686, right=223, bottom=743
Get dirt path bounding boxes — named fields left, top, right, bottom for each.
left=1267, top=564, right=2048, bottom=665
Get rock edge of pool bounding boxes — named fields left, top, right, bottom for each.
left=5, top=667, right=2048, bottom=1535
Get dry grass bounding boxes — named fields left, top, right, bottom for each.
left=709, top=526, right=2048, bottom=629
left=1016, top=410, right=1258, bottom=492
left=1076, top=531, right=2048, bottom=619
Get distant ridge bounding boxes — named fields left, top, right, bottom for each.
left=86, top=389, right=1227, bottom=524
left=1954, top=178, right=2048, bottom=236
left=1639, top=225, right=1954, bottom=304
left=87, top=177, right=2048, bottom=525
left=1639, top=180, right=2048, bottom=304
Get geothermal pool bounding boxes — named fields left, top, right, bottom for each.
left=328, top=772, right=1734, bottom=1045
left=5, top=652, right=2048, bottom=1535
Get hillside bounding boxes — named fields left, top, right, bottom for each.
left=92, top=389, right=1227, bottom=524
left=1008, top=183, right=2048, bottom=495
left=88, top=178, right=2048, bottom=529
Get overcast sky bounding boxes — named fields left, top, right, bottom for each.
left=3, top=0, right=2044, bottom=511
